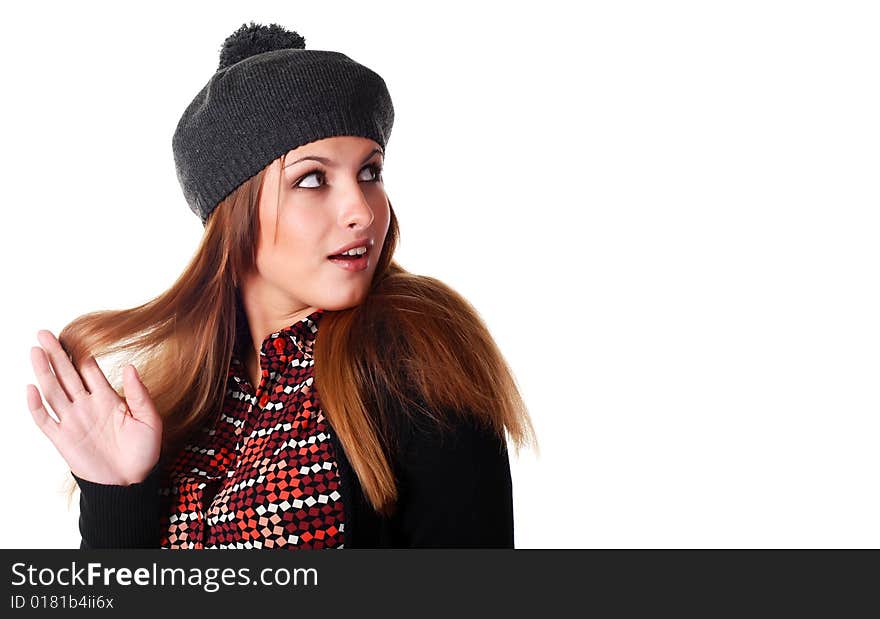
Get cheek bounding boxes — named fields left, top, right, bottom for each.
left=377, top=201, right=392, bottom=242
left=257, top=244, right=321, bottom=295
left=259, top=208, right=327, bottom=271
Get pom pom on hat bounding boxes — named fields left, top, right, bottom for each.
left=217, top=21, right=306, bottom=71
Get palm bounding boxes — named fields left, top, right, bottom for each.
left=60, top=397, right=162, bottom=485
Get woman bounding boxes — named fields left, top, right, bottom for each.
left=26, top=22, right=537, bottom=549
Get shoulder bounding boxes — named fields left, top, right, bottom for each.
left=376, top=380, right=509, bottom=467
left=393, top=393, right=508, bottom=459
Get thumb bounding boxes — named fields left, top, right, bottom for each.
left=123, top=364, right=158, bottom=420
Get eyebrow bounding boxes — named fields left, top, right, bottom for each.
left=283, top=147, right=384, bottom=169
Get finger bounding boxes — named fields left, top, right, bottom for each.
left=79, top=354, right=116, bottom=396
left=36, top=330, right=89, bottom=401
left=30, top=346, right=72, bottom=420
left=123, top=365, right=160, bottom=426
left=25, top=384, right=61, bottom=444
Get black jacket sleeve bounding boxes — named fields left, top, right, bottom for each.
left=391, top=407, right=515, bottom=548
left=70, top=461, right=162, bottom=549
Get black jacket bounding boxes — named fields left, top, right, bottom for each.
left=71, top=398, right=515, bottom=549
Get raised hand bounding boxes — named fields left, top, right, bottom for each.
left=26, top=330, right=163, bottom=486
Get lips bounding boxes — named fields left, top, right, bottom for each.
left=328, top=252, right=369, bottom=272
left=328, top=237, right=372, bottom=258
left=328, top=246, right=368, bottom=260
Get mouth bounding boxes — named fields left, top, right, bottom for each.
left=327, top=245, right=370, bottom=272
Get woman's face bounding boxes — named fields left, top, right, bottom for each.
left=249, top=135, right=390, bottom=312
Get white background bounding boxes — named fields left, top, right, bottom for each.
left=1, top=0, right=877, bottom=549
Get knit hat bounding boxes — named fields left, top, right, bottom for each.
left=172, top=21, right=395, bottom=225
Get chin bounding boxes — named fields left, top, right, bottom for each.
left=317, top=289, right=369, bottom=312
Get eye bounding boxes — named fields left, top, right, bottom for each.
left=293, top=162, right=384, bottom=189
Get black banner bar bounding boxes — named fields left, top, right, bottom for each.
left=1, top=550, right=876, bottom=614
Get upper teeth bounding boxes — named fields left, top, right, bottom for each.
left=340, top=246, right=367, bottom=256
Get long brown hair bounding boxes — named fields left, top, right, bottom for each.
left=58, top=156, right=538, bottom=516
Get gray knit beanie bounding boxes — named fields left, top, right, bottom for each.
left=172, top=21, right=395, bottom=225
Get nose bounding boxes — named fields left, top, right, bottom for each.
left=338, top=187, right=376, bottom=230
